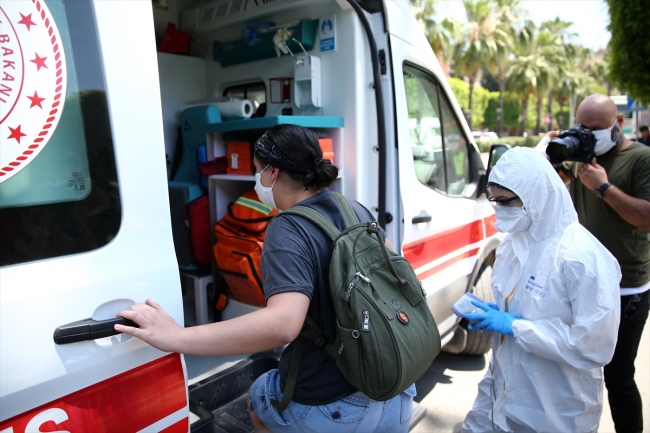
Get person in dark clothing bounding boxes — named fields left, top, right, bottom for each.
left=114, top=124, right=415, bottom=433
left=554, top=94, right=650, bottom=433
left=639, top=125, right=650, bottom=145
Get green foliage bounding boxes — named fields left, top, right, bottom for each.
left=448, top=77, right=469, bottom=108
left=446, top=78, right=493, bottom=128
left=483, top=92, right=521, bottom=131
left=606, top=0, right=650, bottom=104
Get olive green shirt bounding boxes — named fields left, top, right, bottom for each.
left=564, top=143, right=650, bottom=288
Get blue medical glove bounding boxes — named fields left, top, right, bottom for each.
left=464, top=300, right=518, bottom=336
left=484, top=302, right=499, bottom=311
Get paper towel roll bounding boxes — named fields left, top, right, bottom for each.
left=213, top=100, right=254, bottom=119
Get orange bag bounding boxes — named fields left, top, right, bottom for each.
left=213, top=189, right=277, bottom=306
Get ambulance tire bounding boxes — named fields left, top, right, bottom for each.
left=460, top=262, right=495, bottom=356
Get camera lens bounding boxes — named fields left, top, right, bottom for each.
left=546, top=136, right=580, bottom=163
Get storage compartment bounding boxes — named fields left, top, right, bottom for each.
left=213, top=19, right=319, bottom=67
left=189, top=353, right=280, bottom=433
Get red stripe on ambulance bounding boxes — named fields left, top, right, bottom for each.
left=484, top=214, right=498, bottom=238
left=0, top=354, right=186, bottom=433
left=403, top=220, right=484, bottom=270
left=415, top=248, right=481, bottom=281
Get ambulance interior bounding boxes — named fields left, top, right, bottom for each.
left=149, top=1, right=396, bottom=421
left=147, top=2, right=423, bottom=428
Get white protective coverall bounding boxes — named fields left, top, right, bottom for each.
left=462, top=147, right=621, bottom=433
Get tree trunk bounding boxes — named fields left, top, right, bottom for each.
left=498, top=66, right=506, bottom=137
left=535, top=94, right=543, bottom=135
left=519, top=95, right=528, bottom=137
left=546, top=90, right=553, bottom=132
left=468, top=79, right=474, bottom=130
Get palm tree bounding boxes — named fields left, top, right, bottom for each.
left=533, top=29, right=565, bottom=134
left=588, top=55, right=612, bottom=96
left=506, top=22, right=551, bottom=136
left=428, top=18, right=463, bottom=76
left=453, top=0, right=499, bottom=129
left=489, top=0, right=521, bottom=136
left=539, top=18, right=576, bottom=131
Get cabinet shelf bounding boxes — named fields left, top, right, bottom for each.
left=204, top=116, right=344, bottom=133
left=209, top=173, right=343, bottom=182
left=209, top=174, right=256, bottom=181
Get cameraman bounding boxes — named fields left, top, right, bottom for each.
left=551, top=93, right=650, bottom=433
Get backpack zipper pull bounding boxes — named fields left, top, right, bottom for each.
left=362, top=309, right=370, bottom=332
left=338, top=342, right=344, bottom=355
left=345, top=274, right=361, bottom=301
left=356, top=271, right=371, bottom=283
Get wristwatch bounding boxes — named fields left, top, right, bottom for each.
left=593, top=182, right=612, bottom=199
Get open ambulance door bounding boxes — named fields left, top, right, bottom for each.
left=384, top=2, right=487, bottom=338
left=0, top=1, right=187, bottom=431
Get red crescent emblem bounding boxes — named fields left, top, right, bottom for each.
left=0, top=0, right=67, bottom=182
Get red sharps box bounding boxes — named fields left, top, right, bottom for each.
left=318, top=138, right=334, bottom=164
left=226, top=141, right=253, bottom=175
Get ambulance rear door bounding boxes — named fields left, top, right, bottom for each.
left=0, top=1, right=187, bottom=431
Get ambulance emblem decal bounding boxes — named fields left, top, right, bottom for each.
left=0, top=0, right=67, bottom=182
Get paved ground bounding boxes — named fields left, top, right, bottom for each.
left=413, top=324, right=649, bottom=433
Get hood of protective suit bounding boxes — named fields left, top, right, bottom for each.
left=489, top=147, right=577, bottom=243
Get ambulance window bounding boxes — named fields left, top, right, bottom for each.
left=403, top=64, right=470, bottom=196
left=404, top=67, right=447, bottom=193
left=0, top=0, right=121, bottom=267
left=223, top=82, right=266, bottom=117
left=439, top=92, right=471, bottom=195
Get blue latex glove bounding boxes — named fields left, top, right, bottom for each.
left=464, top=300, right=519, bottom=336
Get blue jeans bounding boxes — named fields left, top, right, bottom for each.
left=248, top=368, right=416, bottom=433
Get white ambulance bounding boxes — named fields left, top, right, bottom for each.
left=0, top=0, right=502, bottom=431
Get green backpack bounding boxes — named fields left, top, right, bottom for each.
left=271, top=192, right=441, bottom=411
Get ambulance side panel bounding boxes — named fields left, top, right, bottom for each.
left=0, top=1, right=188, bottom=430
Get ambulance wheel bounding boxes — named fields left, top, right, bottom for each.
left=460, top=262, right=494, bottom=356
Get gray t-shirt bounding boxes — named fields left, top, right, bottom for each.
left=261, top=188, right=384, bottom=405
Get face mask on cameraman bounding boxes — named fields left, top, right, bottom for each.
left=592, top=119, right=621, bottom=156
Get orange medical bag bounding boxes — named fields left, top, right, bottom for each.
left=213, top=189, right=277, bottom=306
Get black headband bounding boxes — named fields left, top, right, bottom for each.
left=254, top=132, right=318, bottom=190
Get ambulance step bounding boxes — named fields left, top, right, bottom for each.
left=212, top=394, right=253, bottom=433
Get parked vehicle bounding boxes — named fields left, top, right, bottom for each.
left=0, top=1, right=501, bottom=431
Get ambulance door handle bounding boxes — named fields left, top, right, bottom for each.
left=53, top=317, right=139, bottom=344
left=412, top=215, right=432, bottom=224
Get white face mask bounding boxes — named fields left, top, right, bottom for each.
left=494, top=206, right=532, bottom=233
left=254, top=164, right=277, bottom=209
left=593, top=119, right=620, bottom=156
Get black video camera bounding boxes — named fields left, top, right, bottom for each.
left=546, top=124, right=596, bottom=164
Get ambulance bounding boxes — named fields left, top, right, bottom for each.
left=0, top=0, right=502, bottom=431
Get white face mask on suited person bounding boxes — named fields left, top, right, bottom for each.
left=487, top=147, right=578, bottom=244
left=494, top=206, right=532, bottom=233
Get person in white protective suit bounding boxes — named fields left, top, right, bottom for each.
left=461, top=146, right=621, bottom=433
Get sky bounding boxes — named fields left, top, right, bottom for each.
left=434, top=0, right=611, bottom=51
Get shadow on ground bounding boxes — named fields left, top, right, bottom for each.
left=414, top=351, right=487, bottom=403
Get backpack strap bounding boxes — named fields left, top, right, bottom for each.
left=280, top=205, right=341, bottom=240
left=270, top=194, right=362, bottom=411
left=270, top=316, right=339, bottom=411
left=331, top=192, right=360, bottom=228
